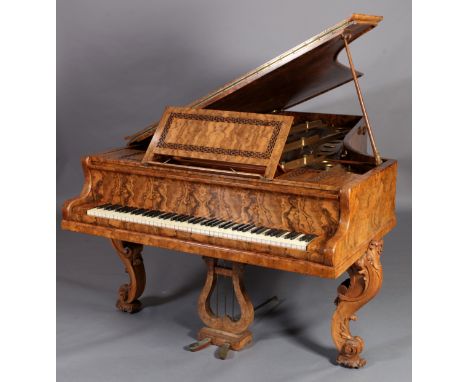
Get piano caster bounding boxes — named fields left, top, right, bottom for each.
left=331, top=240, right=384, bottom=368
left=194, top=257, right=254, bottom=358
left=111, top=239, right=146, bottom=313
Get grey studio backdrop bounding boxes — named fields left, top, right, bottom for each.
left=57, top=1, right=411, bottom=382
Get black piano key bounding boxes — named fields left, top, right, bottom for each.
left=98, top=203, right=112, bottom=209
left=210, top=219, right=222, bottom=225
left=274, top=230, right=288, bottom=237
left=242, top=224, right=256, bottom=232
left=286, top=232, right=300, bottom=240
left=109, top=204, right=123, bottom=210
left=179, top=215, right=191, bottom=222
left=132, top=209, right=146, bottom=215
left=232, top=224, right=246, bottom=231
left=250, top=226, right=262, bottom=234
left=265, top=229, right=277, bottom=236
left=299, top=234, right=314, bottom=242
left=298, top=234, right=308, bottom=242
left=255, top=227, right=269, bottom=235
left=142, top=210, right=154, bottom=216
left=200, top=218, right=214, bottom=226
left=191, top=217, right=204, bottom=224
left=170, top=214, right=183, bottom=221
left=218, top=221, right=232, bottom=229
left=301, top=234, right=317, bottom=242
left=159, top=213, right=172, bottom=219
left=283, top=232, right=293, bottom=239
left=187, top=216, right=198, bottom=223
left=222, top=222, right=236, bottom=229
left=199, top=218, right=209, bottom=225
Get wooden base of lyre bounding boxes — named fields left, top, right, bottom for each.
left=111, top=239, right=146, bottom=313
left=197, top=257, right=254, bottom=352
left=198, top=327, right=252, bottom=351
left=331, top=240, right=384, bottom=368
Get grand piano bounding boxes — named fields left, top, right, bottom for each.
left=62, top=14, right=397, bottom=368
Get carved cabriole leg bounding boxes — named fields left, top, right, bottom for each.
left=331, top=240, right=384, bottom=368
left=111, top=239, right=146, bottom=313
left=197, top=257, right=254, bottom=351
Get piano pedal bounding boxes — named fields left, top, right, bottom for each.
left=215, top=343, right=232, bottom=360
left=186, top=337, right=212, bottom=352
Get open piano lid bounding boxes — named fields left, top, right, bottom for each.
left=127, top=13, right=382, bottom=145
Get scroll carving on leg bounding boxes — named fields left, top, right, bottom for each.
left=111, top=239, right=146, bottom=313
left=331, top=240, right=384, bottom=368
left=197, top=257, right=254, bottom=354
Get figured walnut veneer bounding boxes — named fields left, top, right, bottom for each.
left=143, top=107, right=293, bottom=179
left=62, top=147, right=396, bottom=277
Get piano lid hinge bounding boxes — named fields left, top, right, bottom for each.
left=341, top=33, right=382, bottom=166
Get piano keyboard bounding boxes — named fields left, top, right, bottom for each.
left=87, top=204, right=317, bottom=250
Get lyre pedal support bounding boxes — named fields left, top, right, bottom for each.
left=196, top=257, right=254, bottom=353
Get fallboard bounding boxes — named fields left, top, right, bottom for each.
left=142, top=107, right=293, bottom=179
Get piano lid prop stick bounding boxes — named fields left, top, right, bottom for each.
left=342, top=33, right=382, bottom=166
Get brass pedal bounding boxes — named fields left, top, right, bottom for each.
left=186, top=337, right=212, bottom=352
left=216, top=343, right=231, bottom=360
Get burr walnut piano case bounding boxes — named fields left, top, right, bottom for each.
left=62, top=13, right=397, bottom=368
